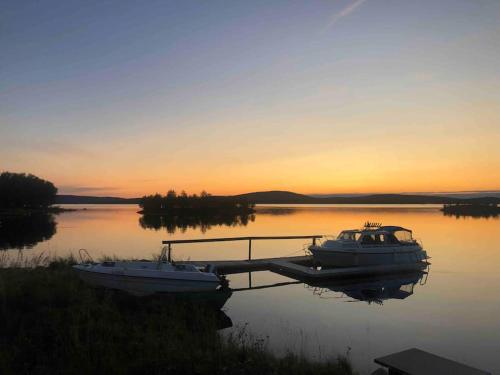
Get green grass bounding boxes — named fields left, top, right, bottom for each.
left=0, top=258, right=355, bottom=375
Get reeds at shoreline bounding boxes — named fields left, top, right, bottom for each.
left=0, top=256, right=355, bottom=374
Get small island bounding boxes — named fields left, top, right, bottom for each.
left=138, top=190, right=255, bottom=215
left=0, top=172, right=73, bottom=215
left=138, top=190, right=256, bottom=233
left=442, top=203, right=500, bottom=218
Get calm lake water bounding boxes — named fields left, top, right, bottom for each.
left=2, top=204, right=499, bottom=373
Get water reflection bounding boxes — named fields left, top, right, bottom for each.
left=256, top=207, right=297, bottom=216
left=305, top=271, right=428, bottom=304
left=8, top=204, right=499, bottom=372
left=154, top=289, right=233, bottom=330
left=228, top=270, right=428, bottom=306
left=0, top=214, right=57, bottom=250
left=139, top=213, right=255, bottom=234
left=443, top=211, right=499, bottom=219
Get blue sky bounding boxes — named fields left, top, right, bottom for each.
left=1, top=0, right=499, bottom=196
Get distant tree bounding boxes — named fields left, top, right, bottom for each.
left=139, top=190, right=255, bottom=214
left=0, top=172, right=57, bottom=209
left=165, top=190, right=177, bottom=208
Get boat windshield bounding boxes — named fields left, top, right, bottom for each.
left=393, top=230, right=413, bottom=243
left=338, top=229, right=414, bottom=244
left=337, top=231, right=361, bottom=241
left=358, top=232, right=411, bottom=245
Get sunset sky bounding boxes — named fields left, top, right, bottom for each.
left=1, top=0, right=499, bottom=197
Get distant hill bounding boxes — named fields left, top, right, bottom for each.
left=55, top=191, right=500, bottom=205
left=233, top=191, right=317, bottom=204
left=55, top=195, right=140, bottom=204
left=313, top=191, right=500, bottom=199
left=232, top=191, right=500, bottom=204
left=320, top=194, right=454, bottom=204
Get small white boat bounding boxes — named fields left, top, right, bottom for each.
left=309, top=222, right=428, bottom=267
left=73, top=250, right=221, bottom=296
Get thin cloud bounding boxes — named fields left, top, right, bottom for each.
left=58, top=185, right=122, bottom=195
left=323, top=0, right=367, bottom=32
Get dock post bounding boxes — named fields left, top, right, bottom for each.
left=248, top=239, right=252, bottom=260
left=313, top=237, right=316, bottom=246
left=168, top=244, right=172, bottom=262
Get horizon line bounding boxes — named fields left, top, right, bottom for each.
left=57, top=189, right=500, bottom=198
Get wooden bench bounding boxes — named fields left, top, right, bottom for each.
left=374, top=348, right=491, bottom=375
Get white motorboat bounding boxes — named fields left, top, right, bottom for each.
left=308, top=222, right=428, bottom=267
left=73, top=250, right=221, bottom=296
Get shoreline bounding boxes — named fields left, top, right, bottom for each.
left=0, top=258, right=354, bottom=374
left=0, top=206, right=79, bottom=216
left=137, top=207, right=256, bottom=215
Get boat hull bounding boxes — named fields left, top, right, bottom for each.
left=309, top=246, right=428, bottom=267
left=74, top=268, right=220, bottom=296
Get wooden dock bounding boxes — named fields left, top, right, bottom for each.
left=184, top=255, right=428, bottom=279
left=165, top=235, right=429, bottom=281
left=184, top=255, right=311, bottom=274
left=374, top=348, right=491, bottom=375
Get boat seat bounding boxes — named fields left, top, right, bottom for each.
left=361, top=235, right=376, bottom=244
left=385, top=234, right=400, bottom=244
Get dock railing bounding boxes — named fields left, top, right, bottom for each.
left=162, top=235, right=323, bottom=261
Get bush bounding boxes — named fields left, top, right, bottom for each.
left=0, top=172, right=57, bottom=209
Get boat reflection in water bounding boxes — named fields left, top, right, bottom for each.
left=155, top=270, right=430, bottom=330
left=160, top=289, right=233, bottom=311
left=108, top=288, right=233, bottom=330
left=305, top=271, right=428, bottom=305
left=228, top=269, right=429, bottom=307
left=156, top=289, right=233, bottom=330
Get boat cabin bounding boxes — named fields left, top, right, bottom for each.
left=337, top=226, right=415, bottom=246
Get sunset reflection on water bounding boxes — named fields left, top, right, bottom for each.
left=5, top=204, right=500, bottom=373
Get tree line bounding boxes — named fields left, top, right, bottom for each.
left=0, top=172, right=57, bottom=209
left=139, top=190, right=255, bottom=214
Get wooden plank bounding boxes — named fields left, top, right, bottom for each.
left=374, top=348, right=491, bottom=375
left=184, top=255, right=311, bottom=274
left=162, top=235, right=322, bottom=244
left=268, top=260, right=428, bottom=279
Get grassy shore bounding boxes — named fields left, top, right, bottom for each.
left=0, top=257, right=355, bottom=375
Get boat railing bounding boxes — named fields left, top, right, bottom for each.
left=78, top=248, right=95, bottom=264
left=157, top=246, right=169, bottom=268
left=162, top=235, right=323, bottom=261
